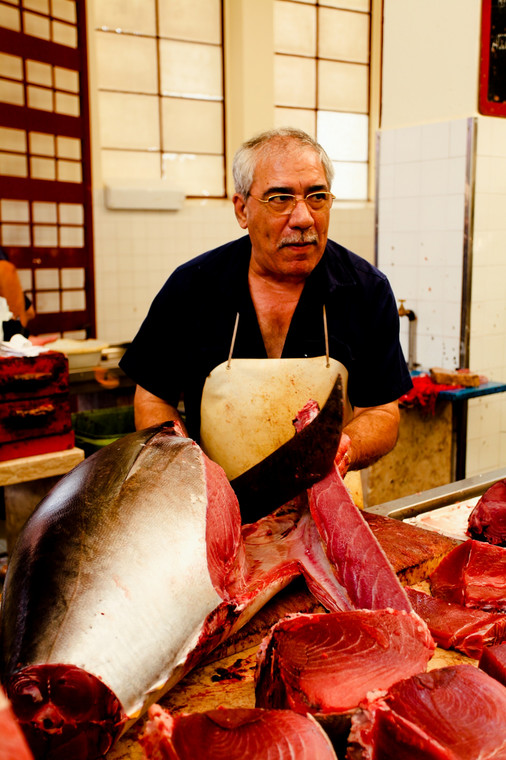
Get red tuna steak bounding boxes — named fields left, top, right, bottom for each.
left=479, top=642, right=506, bottom=687
left=347, top=664, right=506, bottom=759
left=467, top=478, right=506, bottom=545
left=255, top=608, right=435, bottom=715
left=429, top=539, right=506, bottom=612
left=140, top=705, right=338, bottom=760
left=406, top=586, right=506, bottom=658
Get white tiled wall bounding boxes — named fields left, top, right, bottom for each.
left=93, top=196, right=376, bottom=345
left=377, top=116, right=506, bottom=478
left=377, top=118, right=470, bottom=371
left=466, top=116, right=506, bottom=476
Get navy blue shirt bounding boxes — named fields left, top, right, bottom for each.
left=120, top=235, right=412, bottom=441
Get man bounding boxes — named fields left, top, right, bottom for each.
left=0, top=247, right=35, bottom=341
left=120, top=128, right=412, bottom=506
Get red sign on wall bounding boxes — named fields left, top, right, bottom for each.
left=479, top=0, right=506, bottom=116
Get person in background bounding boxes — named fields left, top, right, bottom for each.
left=120, top=127, right=412, bottom=513
left=0, top=247, right=35, bottom=341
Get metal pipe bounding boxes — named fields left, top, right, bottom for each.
left=398, top=300, right=418, bottom=371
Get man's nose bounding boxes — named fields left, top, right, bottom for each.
left=288, top=198, right=314, bottom=227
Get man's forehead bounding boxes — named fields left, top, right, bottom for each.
left=252, top=145, right=327, bottom=191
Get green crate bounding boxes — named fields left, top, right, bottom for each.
left=72, top=406, right=135, bottom=456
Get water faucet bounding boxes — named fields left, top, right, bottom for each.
left=398, top=300, right=418, bottom=371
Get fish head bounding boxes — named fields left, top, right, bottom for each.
left=6, top=664, right=126, bottom=760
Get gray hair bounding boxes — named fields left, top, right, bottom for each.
left=232, top=127, right=334, bottom=197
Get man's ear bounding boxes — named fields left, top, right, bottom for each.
left=232, top=193, right=248, bottom=229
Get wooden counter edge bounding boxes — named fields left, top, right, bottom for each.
left=0, top=447, right=84, bottom=486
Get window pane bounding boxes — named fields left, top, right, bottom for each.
left=51, top=0, right=76, bottom=23
left=274, top=1, right=316, bottom=57
left=35, top=268, right=59, bottom=289
left=55, top=91, right=80, bottom=115
left=0, top=52, right=23, bottom=79
left=23, top=0, right=49, bottom=12
left=101, top=149, right=161, bottom=180
left=0, top=127, right=26, bottom=152
left=62, top=289, right=85, bottom=311
left=2, top=224, right=31, bottom=245
left=94, top=0, right=157, bottom=37
left=57, top=159, right=82, bottom=182
left=23, top=11, right=50, bottom=39
left=317, top=111, right=369, bottom=161
left=54, top=66, right=79, bottom=92
left=33, top=225, right=58, bottom=246
left=0, top=78, right=24, bottom=105
left=157, top=0, right=221, bottom=44
left=319, top=8, right=369, bottom=63
left=30, top=132, right=55, bottom=156
left=26, top=59, right=52, bottom=86
left=59, top=202, right=84, bottom=224
left=162, top=153, right=224, bottom=196
left=30, top=156, right=56, bottom=179
left=52, top=20, right=77, bottom=47
left=159, top=40, right=222, bottom=99
left=161, top=98, right=222, bottom=153
left=275, top=107, right=316, bottom=137
left=36, top=291, right=60, bottom=313
left=99, top=92, right=160, bottom=150
left=274, top=54, right=316, bottom=108
left=27, top=85, right=53, bottom=111
left=1, top=199, right=29, bottom=222
left=60, top=226, right=84, bottom=246
left=0, top=4, right=21, bottom=31
left=61, top=267, right=85, bottom=287
left=318, top=60, right=368, bottom=112
left=0, top=152, right=28, bottom=176
left=56, top=135, right=81, bottom=159
left=32, top=201, right=57, bottom=223
left=331, top=161, right=368, bottom=200
left=96, top=32, right=158, bottom=93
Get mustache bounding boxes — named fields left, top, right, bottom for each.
left=279, top=233, right=319, bottom=248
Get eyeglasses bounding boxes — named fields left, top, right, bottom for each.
left=249, top=191, right=335, bottom=216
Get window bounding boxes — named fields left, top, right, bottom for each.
left=95, top=0, right=225, bottom=197
left=274, top=0, right=371, bottom=200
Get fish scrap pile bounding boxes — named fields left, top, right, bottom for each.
left=1, top=413, right=506, bottom=759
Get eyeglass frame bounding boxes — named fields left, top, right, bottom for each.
left=248, top=190, right=336, bottom=216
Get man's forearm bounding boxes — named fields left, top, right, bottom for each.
left=343, top=401, right=400, bottom=471
left=134, top=385, right=187, bottom=433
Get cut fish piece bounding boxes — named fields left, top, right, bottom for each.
left=429, top=539, right=506, bottom=612
left=347, top=664, right=506, bottom=759
left=467, top=478, right=506, bottom=546
left=255, top=608, right=435, bottom=715
left=479, top=642, right=506, bottom=687
left=140, top=705, right=338, bottom=760
left=406, top=586, right=506, bottom=658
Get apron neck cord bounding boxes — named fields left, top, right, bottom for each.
left=227, top=312, right=240, bottom=369
left=323, top=304, right=330, bottom=368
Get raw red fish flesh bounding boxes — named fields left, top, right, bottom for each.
left=347, top=664, right=506, bottom=759
left=0, top=685, right=34, bottom=760
left=429, top=538, right=506, bottom=611
left=140, top=704, right=338, bottom=760
left=479, top=642, right=506, bottom=687
left=467, top=478, right=506, bottom=545
left=0, top=410, right=411, bottom=759
left=406, top=586, right=506, bottom=658
left=255, top=608, right=434, bottom=715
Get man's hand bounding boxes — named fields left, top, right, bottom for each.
left=335, top=432, right=352, bottom=477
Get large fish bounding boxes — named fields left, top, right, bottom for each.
left=0, top=408, right=410, bottom=759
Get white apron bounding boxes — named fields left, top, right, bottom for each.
left=199, top=311, right=363, bottom=506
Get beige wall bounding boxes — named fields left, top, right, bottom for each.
left=381, top=0, right=506, bottom=479
left=381, top=0, right=482, bottom=129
